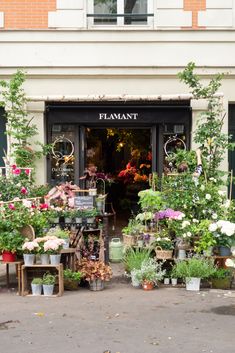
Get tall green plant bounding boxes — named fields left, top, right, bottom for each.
left=178, top=62, right=234, bottom=180
left=0, top=70, right=50, bottom=170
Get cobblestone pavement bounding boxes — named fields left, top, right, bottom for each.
left=0, top=270, right=235, bottom=353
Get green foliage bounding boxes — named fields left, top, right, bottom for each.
left=138, top=189, right=164, bottom=212
left=122, top=218, right=144, bottom=235
left=31, top=277, right=43, bottom=285
left=166, top=149, right=197, bottom=174
left=172, top=257, right=216, bottom=279
left=0, top=70, right=51, bottom=172
left=63, top=269, right=83, bottom=282
left=178, top=62, right=234, bottom=180
left=194, top=220, right=217, bottom=253
left=123, top=247, right=151, bottom=273
left=132, top=258, right=166, bottom=284
left=210, top=268, right=232, bottom=279
left=0, top=230, right=25, bottom=253
left=42, top=272, right=56, bottom=285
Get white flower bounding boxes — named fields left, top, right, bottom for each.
left=200, top=185, right=205, bottom=191
left=209, top=177, right=217, bottom=183
left=212, top=213, right=218, bottom=220
left=218, top=190, right=226, bottom=197
left=225, top=259, right=235, bottom=268
left=193, top=219, right=199, bottom=223
left=209, top=223, right=218, bottom=232
left=182, top=220, right=190, bottom=229
left=223, top=200, right=230, bottom=209
left=186, top=232, right=192, bottom=237
left=156, top=237, right=161, bottom=241
left=182, top=233, right=187, bottom=238
left=205, top=194, right=211, bottom=200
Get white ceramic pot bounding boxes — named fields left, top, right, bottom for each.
left=178, top=249, right=186, bottom=260
left=186, top=277, right=201, bottom=291
left=171, top=278, right=178, bottom=286
left=64, top=217, right=72, bottom=223
left=89, top=188, right=97, bottom=196
left=164, top=278, right=170, bottom=285
left=75, top=217, right=83, bottom=223
left=86, top=217, right=95, bottom=224
left=23, top=254, right=35, bottom=266
left=63, top=238, right=70, bottom=249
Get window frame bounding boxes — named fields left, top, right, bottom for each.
left=87, top=0, right=154, bottom=29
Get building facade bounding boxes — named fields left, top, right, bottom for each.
left=0, top=1, right=234, bottom=194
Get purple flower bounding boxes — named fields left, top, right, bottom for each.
left=155, top=208, right=185, bottom=221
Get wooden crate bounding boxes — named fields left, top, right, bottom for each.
left=21, top=264, right=64, bottom=297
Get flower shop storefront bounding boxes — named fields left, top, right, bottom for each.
left=46, top=101, right=191, bottom=214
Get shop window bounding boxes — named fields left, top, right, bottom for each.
left=87, top=0, right=154, bottom=27
left=50, top=124, right=76, bottom=185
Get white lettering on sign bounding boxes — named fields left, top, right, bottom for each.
left=99, top=113, right=138, bottom=120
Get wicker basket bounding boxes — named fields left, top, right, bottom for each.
left=123, top=234, right=136, bottom=247
left=155, top=246, right=173, bottom=260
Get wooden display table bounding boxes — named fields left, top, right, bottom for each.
left=21, top=264, right=64, bottom=297
left=0, top=260, right=23, bottom=294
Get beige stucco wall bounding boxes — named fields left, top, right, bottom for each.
left=0, top=30, right=233, bottom=184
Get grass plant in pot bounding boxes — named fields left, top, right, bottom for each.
left=42, top=272, right=56, bottom=296
left=172, top=257, right=216, bottom=291
left=31, top=277, right=43, bottom=295
left=0, top=230, right=25, bottom=262
left=63, top=269, right=84, bottom=291
left=122, top=247, right=151, bottom=287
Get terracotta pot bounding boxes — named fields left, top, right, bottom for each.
left=142, top=281, right=154, bottom=290
left=2, top=251, right=16, bottom=262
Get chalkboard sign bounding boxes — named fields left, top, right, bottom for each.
left=74, top=196, right=94, bottom=209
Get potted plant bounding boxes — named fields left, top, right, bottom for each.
left=73, top=209, right=84, bottom=224
left=0, top=230, right=25, bottom=262
left=170, top=267, right=178, bottom=286
left=172, top=257, right=216, bottom=291
left=63, top=269, right=84, bottom=290
left=134, top=258, right=166, bottom=290
left=43, top=236, right=65, bottom=265
left=42, top=272, right=56, bottom=296
left=194, top=220, right=216, bottom=256
left=123, top=247, right=150, bottom=273
left=22, top=240, right=40, bottom=265
left=210, top=268, right=233, bottom=290
left=154, top=231, right=174, bottom=260
left=122, top=218, right=144, bottom=247
left=209, top=220, right=235, bottom=256
left=138, top=189, right=164, bottom=213
left=83, top=208, right=98, bottom=224
left=46, top=226, right=71, bottom=249
left=63, top=209, right=74, bottom=223
left=80, top=259, right=112, bottom=291
left=31, top=277, right=43, bottom=295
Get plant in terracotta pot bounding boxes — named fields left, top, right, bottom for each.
left=134, top=258, right=166, bottom=290
left=0, top=230, right=25, bottom=262
left=79, top=259, right=112, bottom=291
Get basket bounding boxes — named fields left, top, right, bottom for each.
left=155, top=246, right=173, bottom=260
left=123, top=234, right=136, bottom=247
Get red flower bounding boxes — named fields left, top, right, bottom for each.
left=25, top=169, right=31, bottom=175
left=21, top=187, right=28, bottom=194
left=11, top=164, right=17, bottom=170
left=31, top=205, right=37, bottom=209
left=9, top=203, right=15, bottom=210
left=13, top=168, right=21, bottom=175
left=40, top=203, right=49, bottom=210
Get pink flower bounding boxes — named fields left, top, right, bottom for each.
left=11, top=165, right=17, bottom=170
left=22, top=241, right=39, bottom=253
left=8, top=203, right=15, bottom=210
left=21, top=187, right=28, bottom=194
left=25, top=169, right=31, bottom=175
left=13, top=168, right=21, bottom=175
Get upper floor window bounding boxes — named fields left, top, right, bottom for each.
left=88, top=0, right=154, bottom=27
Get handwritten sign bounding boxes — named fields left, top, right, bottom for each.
left=74, top=196, right=94, bottom=209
